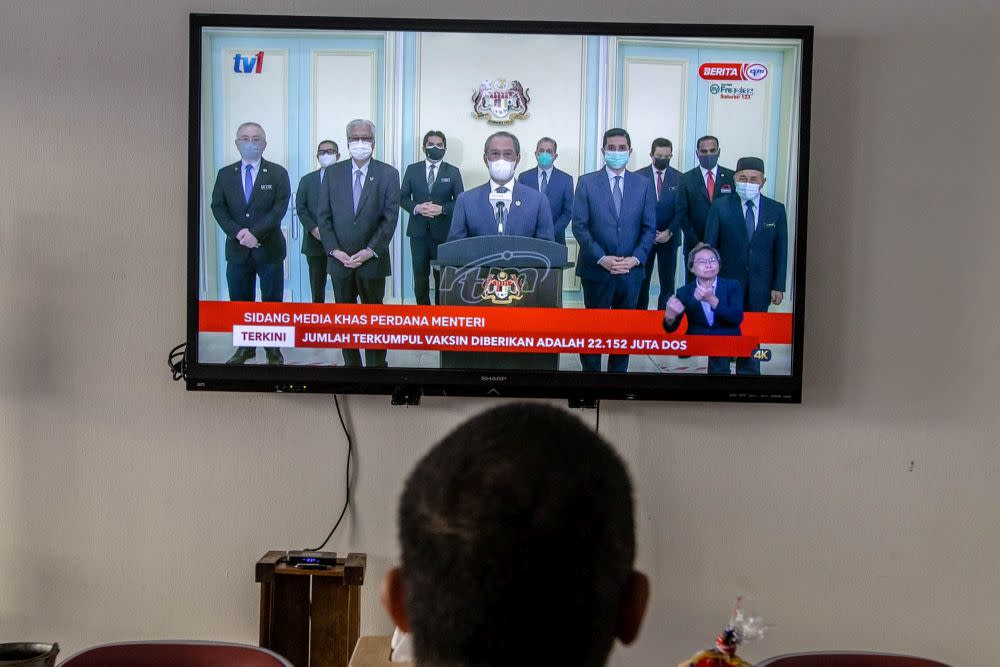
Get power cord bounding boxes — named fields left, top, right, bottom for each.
left=305, top=394, right=354, bottom=552
left=168, top=342, right=187, bottom=381
left=595, top=400, right=601, bottom=434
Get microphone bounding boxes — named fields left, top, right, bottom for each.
left=495, top=201, right=506, bottom=235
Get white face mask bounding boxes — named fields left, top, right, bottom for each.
left=735, top=182, right=761, bottom=200
left=318, top=154, right=337, bottom=168
left=348, top=141, right=373, bottom=161
left=488, top=159, right=516, bottom=183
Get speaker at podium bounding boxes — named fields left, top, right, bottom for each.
left=433, top=236, right=573, bottom=370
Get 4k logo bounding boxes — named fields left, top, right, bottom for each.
left=233, top=51, right=264, bottom=74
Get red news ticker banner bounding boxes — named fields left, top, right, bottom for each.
left=199, top=301, right=793, bottom=357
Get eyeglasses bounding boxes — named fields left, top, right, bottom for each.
left=317, top=149, right=338, bottom=156
left=693, top=257, right=718, bottom=265
left=238, top=137, right=264, bottom=144
left=349, top=135, right=374, bottom=142
left=487, top=150, right=518, bottom=160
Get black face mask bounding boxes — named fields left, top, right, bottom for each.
left=653, top=156, right=671, bottom=170
left=425, top=146, right=445, bottom=161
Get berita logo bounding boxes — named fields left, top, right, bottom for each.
left=233, top=51, right=264, bottom=74
left=699, top=62, right=768, bottom=81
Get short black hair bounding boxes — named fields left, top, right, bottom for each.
left=423, top=130, right=447, bottom=148
left=603, top=127, right=631, bottom=149
left=484, top=131, right=520, bottom=156
left=687, top=242, right=721, bottom=270
left=317, top=139, right=339, bottom=152
left=536, top=136, right=558, bottom=153
left=650, top=137, right=673, bottom=154
left=696, top=135, right=720, bottom=151
left=398, top=403, right=636, bottom=667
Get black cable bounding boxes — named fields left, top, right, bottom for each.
left=595, top=401, right=600, bottom=434
left=168, top=342, right=187, bottom=381
left=305, top=394, right=354, bottom=552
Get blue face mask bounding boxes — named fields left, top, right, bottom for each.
left=736, top=182, right=761, bottom=200
left=604, top=150, right=630, bottom=170
left=697, top=152, right=719, bottom=170
left=536, top=152, right=554, bottom=169
left=238, top=140, right=264, bottom=162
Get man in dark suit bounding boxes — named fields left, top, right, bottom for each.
left=663, top=244, right=744, bottom=375
left=635, top=138, right=683, bottom=310
left=401, top=130, right=465, bottom=305
left=572, top=127, right=656, bottom=373
left=705, top=156, right=788, bottom=375
left=447, top=131, right=554, bottom=241
left=316, top=118, right=400, bottom=368
left=296, top=139, right=339, bottom=303
left=210, top=121, right=291, bottom=365
left=676, top=135, right=736, bottom=282
left=516, top=136, right=574, bottom=244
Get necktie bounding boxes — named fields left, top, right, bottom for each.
left=319, top=168, right=324, bottom=184
left=244, top=164, right=253, bottom=204
left=613, top=176, right=622, bottom=217
left=706, top=170, right=715, bottom=202
left=427, top=163, right=436, bottom=189
left=745, top=200, right=756, bottom=241
left=353, top=170, right=363, bottom=213
left=656, top=171, right=663, bottom=200
left=540, top=170, right=548, bottom=193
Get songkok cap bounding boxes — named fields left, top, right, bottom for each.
left=736, top=157, right=765, bottom=173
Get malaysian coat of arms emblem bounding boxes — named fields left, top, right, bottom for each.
left=472, top=78, right=531, bottom=125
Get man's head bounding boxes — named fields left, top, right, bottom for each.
left=688, top=242, right=721, bottom=280
left=316, top=139, right=339, bottom=168
left=423, top=130, right=447, bottom=162
left=383, top=403, right=648, bottom=667
left=235, top=122, right=266, bottom=162
left=695, top=135, right=720, bottom=170
left=650, top=137, right=673, bottom=170
left=535, top=137, right=558, bottom=169
left=734, top=157, right=766, bottom=199
left=346, top=118, right=376, bottom=165
left=483, top=131, right=520, bottom=184
left=602, top=128, right=632, bottom=171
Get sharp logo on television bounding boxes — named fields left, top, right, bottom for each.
left=232, top=51, right=264, bottom=74
left=472, top=78, right=531, bottom=125
left=699, top=63, right=768, bottom=81
left=481, top=270, right=527, bottom=304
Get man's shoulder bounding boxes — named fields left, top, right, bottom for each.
left=298, top=168, right=321, bottom=185
left=402, top=161, right=424, bottom=176
left=261, top=159, right=288, bottom=177
left=552, top=166, right=573, bottom=182
left=217, top=161, right=241, bottom=178
left=371, top=159, right=400, bottom=178
left=456, top=182, right=489, bottom=201
left=761, top=194, right=787, bottom=213
left=635, top=165, right=653, bottom=177
left=516, top=169, right=536, bottom=183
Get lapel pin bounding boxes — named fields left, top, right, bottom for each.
left=515, top=200, right=521, bottom=206
left=369, top=176, right=375, bottom=182
left=262, top=168, right=268, bottom=173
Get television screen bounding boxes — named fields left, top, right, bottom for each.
left=186, top=14, right=811, bottom=402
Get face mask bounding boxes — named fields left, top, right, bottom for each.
left=736, top=182, right=761, bottom=199
left=237, top=140, right=263, bottom=162
left=697, top=153, right=720, bottom=170
left=318, top=154, right=337, bottom=168
left=536, top=152, right=554, bottom=169
left=604, top=151, right=630, bottom=170
left=488, top=159, right=517, bottom=183
left=425, top=146, right=445, bottom=161
left=348, top=140, right=373, bottom=161
left=653, top=156, right=671, bottom=170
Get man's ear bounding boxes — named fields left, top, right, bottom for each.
left=615, top=570, right=649, bottom=645
left=380, top=567, right=411, bottom=632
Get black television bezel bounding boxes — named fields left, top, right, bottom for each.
left=186, top=13, right=812, bottom=404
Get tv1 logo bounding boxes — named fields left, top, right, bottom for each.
left=698, top=62, right=768, bottom=81
left=233, top=51, right=265, bottom=74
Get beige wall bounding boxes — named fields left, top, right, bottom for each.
left=1, top=2, right=997, bottom=666
left=416, top=32, right=586, bottom=180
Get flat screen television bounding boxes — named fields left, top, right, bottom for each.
left=186, top=13, right=811, bottom=403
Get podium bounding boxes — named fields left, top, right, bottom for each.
left=434, top=236, right=572, bottom=371
left=256, top=551, right=366, bottom=667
